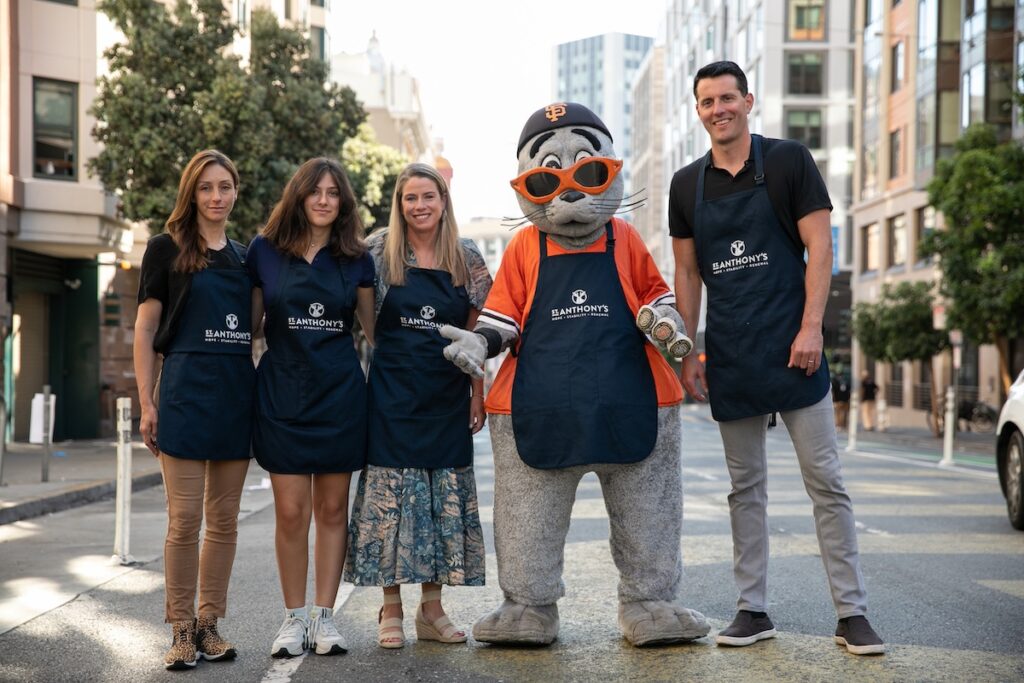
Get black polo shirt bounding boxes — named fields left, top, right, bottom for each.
left=668, top=137, right=832, bottom=251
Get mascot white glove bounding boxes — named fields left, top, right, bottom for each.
left=637, top=304, right=694, bottom=359
left=440, top=325, right=487, bottom=380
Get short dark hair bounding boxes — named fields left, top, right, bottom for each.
left=693, top=61, right=749, bottom=98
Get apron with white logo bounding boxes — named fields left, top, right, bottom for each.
left=367, top=268, right=473, bottom=469
left=158, top=242, right=255, bottom=460
left=511, top=223, right=657, bottom=469
left=253, top=251, right=366, bottom=473
left=693, top=135, right=829, bottom=421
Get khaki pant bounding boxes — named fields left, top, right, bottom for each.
left=861, top=400, right=877, bottom=431
left=160, top=453, right=250, bottom=622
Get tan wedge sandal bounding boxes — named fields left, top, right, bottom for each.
left=415, top=588, right=467, bottom=644
left=378, top=592, right=405, bottom=649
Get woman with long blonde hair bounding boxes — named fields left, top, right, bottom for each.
left=134, top=149, right=255, bottom=670
left=344, top=162, right=492, bottom=648
left=247, top=157, right=375, bottom=658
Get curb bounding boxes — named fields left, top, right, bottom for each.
left=0, top=471, right=164, bottom=526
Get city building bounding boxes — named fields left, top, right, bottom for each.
left=849, top=0, right=1021, bottom=427
left=331, top=33, right=433, bottom=163
left=553, top=33, right=654, bottom=195
left=662, top=0, right=857, bottom=361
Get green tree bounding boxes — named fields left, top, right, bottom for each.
left=853, top=282, right=949, bottom=434
left=89, top=2, right=367, bottom=242
left=924, top=124, right=1024, bottom=393
left=342, top=124, right=409, bottom=231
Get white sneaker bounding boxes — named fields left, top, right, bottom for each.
left=309, top=606, right=348, bottom=655
left=271, top=612, right=308, bottom=658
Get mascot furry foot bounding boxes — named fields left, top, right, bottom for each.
left=619, top=601, right=711, bottom=646
left=472, top=600, right=559, bottom=645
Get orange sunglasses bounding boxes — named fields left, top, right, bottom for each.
left=510, top=157, right=623, bottom=203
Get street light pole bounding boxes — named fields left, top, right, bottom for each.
left=940, top=330, right=963, bottom=467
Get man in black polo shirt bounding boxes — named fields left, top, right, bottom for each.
left=669, top=61, right=884, bottom=655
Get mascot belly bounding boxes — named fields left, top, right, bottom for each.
left=441, top=103, right=709, bottom=646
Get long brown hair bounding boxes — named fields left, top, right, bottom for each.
left=380, top=162, right=468, bottom=287
left=165, top=149, right=239, bottom=273
left=262, top=158, right=365, bottom=259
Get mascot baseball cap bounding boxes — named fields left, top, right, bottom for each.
left=517, top=102, right=613, bottom=155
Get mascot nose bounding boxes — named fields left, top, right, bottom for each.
left=559, top=190, right=585, bottom=203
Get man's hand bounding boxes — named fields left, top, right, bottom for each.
left=680, top=354, right=708, bottom=402
left=788, top=325, right=824, bottom=377
left=440, top=325, right=486, bottom=380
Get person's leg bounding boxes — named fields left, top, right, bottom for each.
left=159, top=453, right=205, bottom=668
left=311, top=472, right=351, bottom=608
left=270, top=474, right=313, bottom=609
left=780, top=395, right=868, bottom=618
left=161, top=453, right=206, bottom=622
left=718, top=414, right=771, bottom=613
left=417, top=583, right=466, bottom=643
left=194, top=457, right=249, bottom=661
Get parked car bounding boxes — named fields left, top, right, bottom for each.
left=996, top=370, right=1024, bottom=530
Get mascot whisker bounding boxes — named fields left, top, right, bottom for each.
left=440, top=102, right=709, bottom=647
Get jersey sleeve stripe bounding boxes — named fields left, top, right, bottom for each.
left=479, top=309, right=520, bottom=334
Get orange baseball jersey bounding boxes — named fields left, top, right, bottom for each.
left=480, top=218, right=684, bottom=414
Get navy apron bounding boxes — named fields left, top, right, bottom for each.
left=158, top=242, right=255, bottom=460
left=367, top=268, right=473, bottom=469
left=510, top=223, right=657, bottom=469
left=693, top=134, right=829, bottom=422
left=253, top=250, right=366, bottom=473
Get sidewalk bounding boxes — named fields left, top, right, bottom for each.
left=837, top=422, right=996, bottom=465
left=0, top=439, right=162, bottom=525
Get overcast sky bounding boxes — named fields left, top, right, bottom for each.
left=332, top=1, right=666, bottom=224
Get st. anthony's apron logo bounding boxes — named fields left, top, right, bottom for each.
left=205, top=310, right=251, bottom=344
left=551, top=288, right=610, bottom=321
left=712, top=239, right=769, bottom=275
left=400, top=304, right=444, bottom=331
left=289, top=301, right=344, bottom=332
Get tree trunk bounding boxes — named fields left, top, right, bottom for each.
left=929, top=355, right=943, bottom=437
left=996, top=335, right=1012, bottom=397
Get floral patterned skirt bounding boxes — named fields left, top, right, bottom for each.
left=343, top=465, right=486, bottom=586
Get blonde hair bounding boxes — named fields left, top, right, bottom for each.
left=381, top=163, right=468, bottom=287
left=165, top=149, right=239, bottom=273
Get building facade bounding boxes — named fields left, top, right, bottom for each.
left=553, top=33, right=654, bottom=195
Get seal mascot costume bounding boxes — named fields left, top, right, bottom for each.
left=440, top=102, right=710, bottom=646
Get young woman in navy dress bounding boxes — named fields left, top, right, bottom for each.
left=247, top=158, right=375, bottom=658
left=134, top=150, right=254, bottom=670
left=344, top=163, right=491, bottom=648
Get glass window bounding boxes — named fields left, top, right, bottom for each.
left=915, top=205, right=936, bottom=262
left=33, top=78, right=77, bottom=180
left=311, top=26, right=326, bottom=62
left=862, top=143, right=879, bottom=198
left=891, top=41, right=905, bottom=91
left=786, top=109, right=823, bottom=147
left=916, top=94, right=936, bottom=171
left=889, top=128, right=902, bottom=178
left=888, top=214, right=907, bottom=266
left=788, top=0, right=827, bottom=40
left=962, top=63, right=985, bottom=128
left=787, top=52, right=824, bottom=94
left=283, top=0, right=291, bottom=19
left=311, top=0, right=324, bottom=6
left=863, top=222, right=881, bottom=272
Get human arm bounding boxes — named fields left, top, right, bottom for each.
left=355, top=286, right=376, bottom=347
left=672, top=237, right=707, bottom=401
left=251, top=287, right=265, bottom=340
left=133, top=299, right=163, bottom=456
left=465, top=309, right=486, bottom=433
left=788, top=208, right=831, bottom=377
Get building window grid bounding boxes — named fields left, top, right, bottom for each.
left=889, top=128, right=903, bottom=178
left=887, top=214, right=907, bottom=267
left=788, top=0, right=827, bottom=41
left=33, top=78, right=77, bottom=181
left=786, top=108, right=824, bottom=148
left=891, top=41, right=905, bottom=92
left=786, top=52, right=825, bottom=95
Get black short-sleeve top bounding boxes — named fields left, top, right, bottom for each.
left=137, top=233, right=248, bottom=353
left=668, top=137, right=832, bottom=250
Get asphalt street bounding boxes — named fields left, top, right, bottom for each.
left=0, top=405, right=1022, bottom=682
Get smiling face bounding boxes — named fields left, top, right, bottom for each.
left=400, top=175, right=445, bottom=238
left=193, top=163, right=237, bottom=226
left=303, top=172, right=341, bottom=229
left=695, top=74, right=754, bottom=147
left=514, top=126, right=623, bottom=246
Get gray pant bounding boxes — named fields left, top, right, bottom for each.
left=718, top=393, right=868, bottom=618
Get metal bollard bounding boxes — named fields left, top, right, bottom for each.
left=0, top=397, right=6, bottom=486
left=41, top=385, right=52, bottom=482
left=111, top=397, right=136, bottom=565
left=846, top=393, right=859, bottom=453
left=940, top=384, right=956, bottom=467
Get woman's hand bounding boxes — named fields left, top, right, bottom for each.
left=140, top=404, right=159, bottom=456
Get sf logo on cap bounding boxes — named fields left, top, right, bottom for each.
left=545, top=103, right=567, bottom=122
